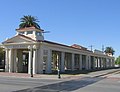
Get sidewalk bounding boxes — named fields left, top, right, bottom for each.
left=0, top=68, right=120, bottom=79
left=84, top=68, right=120, bottom=77
left=0, top=72, right=79, bottom=79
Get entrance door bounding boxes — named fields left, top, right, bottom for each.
left=22, top=53, right=29, bottom=73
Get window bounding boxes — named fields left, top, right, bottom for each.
left=27, top=31, right=33, bottom=35
left=36, top=32, right=42, bottom=36
left=19, top=32, right=24, bottom=34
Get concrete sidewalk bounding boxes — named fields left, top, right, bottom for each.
left=83, top=68, right=120, bottom=77
left=0, top=68, right=120, bottom=79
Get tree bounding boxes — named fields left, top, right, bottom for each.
left=0, top=48, right=4, bottom=66
left=115, top=56, right=120, bottom=65
left=19, top=15, right=40, bottom=29
left=104, top=47, right=115, bottom=56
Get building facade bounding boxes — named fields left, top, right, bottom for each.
left=2, top=27, right=115, bottom=74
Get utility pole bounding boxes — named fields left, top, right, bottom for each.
left=89, top=45, right=93, bottom=51
left=102, top=45, right=104, bottom=53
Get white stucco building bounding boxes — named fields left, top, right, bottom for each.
left=2, top=27, right=115, bottom=74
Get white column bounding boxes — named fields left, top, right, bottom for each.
left=13, top=49, right=17, bottom=72
left=33, top=49, right=37, bottom=74
left=46, top=49, right=52, bottom=73
left=9, top=49, right=13, bottom=72
left=95, top=57, right=97, bottom=68
left=61, top=52, right=65, bottom=72
left=93, top=56, right=96, bottom=69
left=99, top=57, right=102, bottom=69
left=105, top=58, right=107, bottom=68
left=88, top=56, right=91, bottom=70
left=103, top=58, right=105, bottom=68
left=71, top=53, right=75, bottom=71
left=110, top=59, right=112, bottom=68
left=37, top=45, right=43, bottom=73
left=28, top=49, right=32, bottom=74
left=5, top=49, right=9, bottom=72
left=97, top=57, right=99, bottom=69
left=79, top=54, right=82, bottom=70
left=109, top=59, right=111, bottom=68
left=110, top=59, right=112, bottom=67
left=112, top=59, right=115, bottom=67
left=85, top=55, right=89, bottom=70
left=100, top=58, right=103, bottom=69
left=102, top=58, right=104, bottom=69
left=106, top=58, right=109, bottom=68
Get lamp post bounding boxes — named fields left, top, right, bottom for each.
left=58, top=68, right=61, bottom=79
left=57, top=59, right=61, bottom=79
left=28, top=45, right=36, bottom=77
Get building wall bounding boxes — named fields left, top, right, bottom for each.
left=3, top=41, right=115, bottom=74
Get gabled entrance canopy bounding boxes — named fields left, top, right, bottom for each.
left=2, top=34, right=38, bottom=49
left=2, top=34, right=42, bottom=74
left=3, top=34, right=36, bottom=44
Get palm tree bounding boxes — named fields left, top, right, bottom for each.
left=19, top=15, right=40, bottom=29
left=104, top=47, right=115, bottom=56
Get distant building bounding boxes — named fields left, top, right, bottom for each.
left=1, top=27, right=115, bottom=74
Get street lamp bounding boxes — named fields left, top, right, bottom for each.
left=57, top=60, right=61, bottom=79
left=28, top=45, right=36, bottom=77
left=58, top=68, right=61, bottom=79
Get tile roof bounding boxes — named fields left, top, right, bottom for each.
left=16, top=27, right=44, bottom=32
left=2, top=34, right=92, bottom=52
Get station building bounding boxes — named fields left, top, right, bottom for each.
left=1, top=27, right=115, bottom=74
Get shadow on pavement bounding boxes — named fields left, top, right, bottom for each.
left=13, top=77, right=105, bottom=92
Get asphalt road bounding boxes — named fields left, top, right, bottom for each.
left=0, top=76, right=62, bottom=92
left=13, top=77, right=120, bottom=92
left=0, top=69, right=120, bottom=92
left=76, top=77, right=120, bottom=92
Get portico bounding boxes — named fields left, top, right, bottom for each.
left=4, top=45, right=39, bottom=74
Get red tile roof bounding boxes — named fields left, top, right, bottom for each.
left=16, top=27, right=44, bottom=32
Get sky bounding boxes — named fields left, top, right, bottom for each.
left=0, top=0, right=120, bottom=57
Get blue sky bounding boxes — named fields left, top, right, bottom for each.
left=0, top=0, right=120, bottom=57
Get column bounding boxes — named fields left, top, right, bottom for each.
left=93, top=56, right=96, bottom=69
left=79, top=54, right=82, bottom=70
left=109, top=59, right=111, bottom=68
left=13, top=49, right=17, bottom=72
left=95, top=57, right=97, bottom=69
left=71, top=53, right=74, bottom=71
left=99, top=57, right=102, bottom=69
left=61, top=52, right=65, bottom=72
left=97, top=57, right=99, bottom=69
left=85, top=55, right=89, bottom=70
left=102, top=58, right=104, bottom=69
left=46, top=49, right=52, bottom=73
left=111, top=59, right=113, bottom=67
left=5, top=49, right=9, bottom=72
left=102, top=58, right=105, bottom=68
left=105, top=58, right=107, bottom=68
left=9, top=49, right=13, bottom=72
left=110, top=59, right=112, bottom=68
left=33, top=49, right=38, bottom=74
left=88, top=56, right=91, bottom=70
left=28, top=49, right=32, bottom=74
left=107, top=59, right=109, bottom=68
left=37, top=45, right=43, bottom=73
left=101, top=58, right=103, bottom=69
left=112, top=59, right=115, bottom=67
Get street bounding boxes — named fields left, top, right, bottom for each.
left=0, top=76, right=62, bottom=92
left=0, top=69, right=120, bottom=92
